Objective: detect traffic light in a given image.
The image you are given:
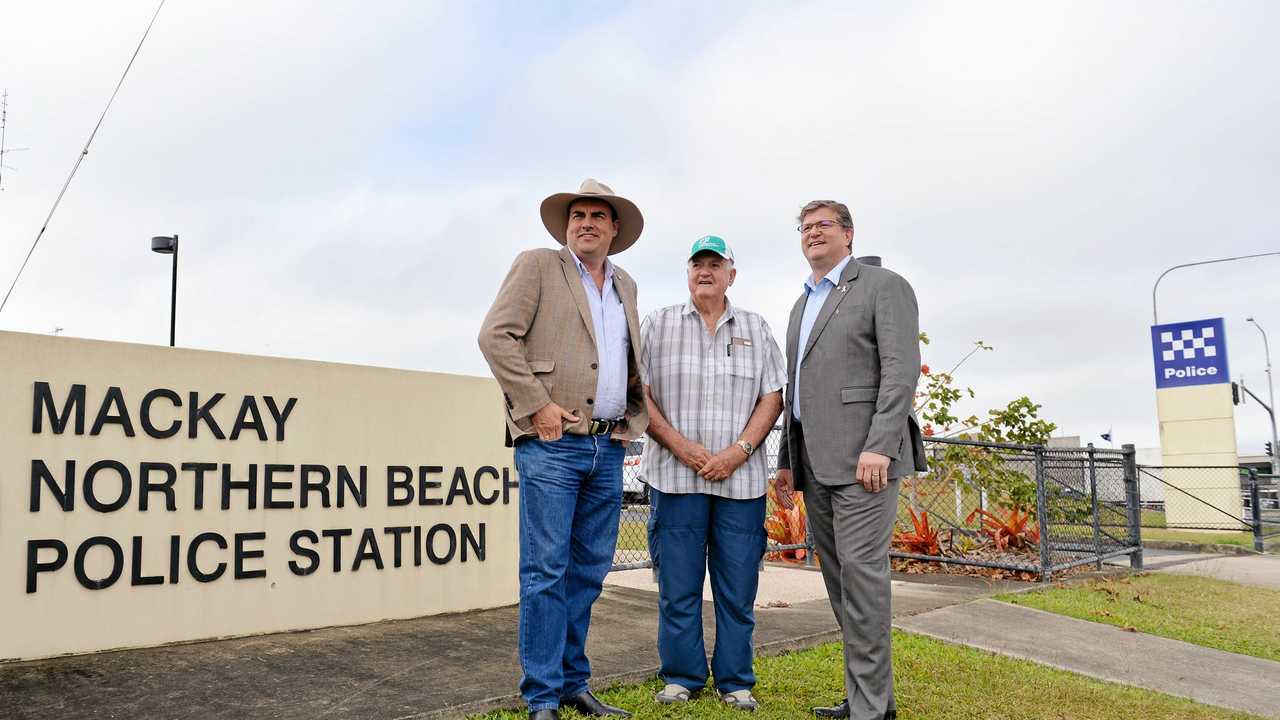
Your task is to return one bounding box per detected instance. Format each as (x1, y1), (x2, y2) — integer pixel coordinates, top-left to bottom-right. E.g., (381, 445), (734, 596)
(1267, 441), (1274, 457)
(1232, 382), (1241, 405)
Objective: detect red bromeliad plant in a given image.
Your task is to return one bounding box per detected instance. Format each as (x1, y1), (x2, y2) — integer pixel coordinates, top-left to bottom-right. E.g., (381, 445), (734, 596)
(764, 478), (809, 563)
(893, 507), (942, 556)
(966, 505), (1041, 551)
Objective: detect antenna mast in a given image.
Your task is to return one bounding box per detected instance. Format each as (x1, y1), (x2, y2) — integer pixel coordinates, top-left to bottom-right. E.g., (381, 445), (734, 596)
(0, 90), (29, 191)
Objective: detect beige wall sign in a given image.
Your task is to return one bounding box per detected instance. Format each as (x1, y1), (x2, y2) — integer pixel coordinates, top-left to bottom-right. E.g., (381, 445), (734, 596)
(0, 331), (519, 661)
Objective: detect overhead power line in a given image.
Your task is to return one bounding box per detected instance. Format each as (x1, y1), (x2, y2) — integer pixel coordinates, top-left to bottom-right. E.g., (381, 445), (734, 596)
(0, 0), (167, 315)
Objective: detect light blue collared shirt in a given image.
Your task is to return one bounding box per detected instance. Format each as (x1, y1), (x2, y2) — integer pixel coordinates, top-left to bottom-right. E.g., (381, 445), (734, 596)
(571, 252), (630, 420)
(792, 254), (853, 421)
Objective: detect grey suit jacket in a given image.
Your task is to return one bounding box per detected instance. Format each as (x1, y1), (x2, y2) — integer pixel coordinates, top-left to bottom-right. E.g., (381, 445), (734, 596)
(478, 246), (649, 446)
(777, 259), (928, 487)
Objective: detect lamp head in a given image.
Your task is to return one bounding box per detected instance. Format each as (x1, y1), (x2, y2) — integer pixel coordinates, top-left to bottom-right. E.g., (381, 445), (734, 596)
(151, 235), (177, 254)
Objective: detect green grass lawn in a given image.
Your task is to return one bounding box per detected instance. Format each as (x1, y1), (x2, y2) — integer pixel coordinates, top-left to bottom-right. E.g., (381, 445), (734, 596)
(471, 632), (1260, 719)
(1140, 526), (1259, 550)
(999, 573), (1280, 662)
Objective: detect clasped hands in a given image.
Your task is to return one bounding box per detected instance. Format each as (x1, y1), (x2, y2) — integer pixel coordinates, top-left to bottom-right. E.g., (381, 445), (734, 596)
(674, 438), (747, 482)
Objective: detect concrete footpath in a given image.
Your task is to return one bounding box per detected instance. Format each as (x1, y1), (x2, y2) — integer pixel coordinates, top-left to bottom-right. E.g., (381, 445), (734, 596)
(896, 550), (1280, 719)
(896, 599), (1280, 719)
(0, 566), (1017, 720)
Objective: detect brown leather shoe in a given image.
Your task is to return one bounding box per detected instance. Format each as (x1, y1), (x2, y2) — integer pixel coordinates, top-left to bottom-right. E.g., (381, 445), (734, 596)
(561, 690), (631, 717)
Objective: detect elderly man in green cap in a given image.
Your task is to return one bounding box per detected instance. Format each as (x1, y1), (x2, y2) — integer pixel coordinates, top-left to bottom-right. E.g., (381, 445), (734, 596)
(639, 235), (786, 711)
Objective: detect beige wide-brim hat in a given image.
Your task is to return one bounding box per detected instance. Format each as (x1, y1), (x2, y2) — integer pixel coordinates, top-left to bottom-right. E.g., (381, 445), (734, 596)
(539, 178), (644, 256)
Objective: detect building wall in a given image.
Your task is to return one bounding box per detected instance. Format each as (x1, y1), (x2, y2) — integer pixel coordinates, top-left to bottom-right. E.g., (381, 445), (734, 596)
(0, 331), (518, 661)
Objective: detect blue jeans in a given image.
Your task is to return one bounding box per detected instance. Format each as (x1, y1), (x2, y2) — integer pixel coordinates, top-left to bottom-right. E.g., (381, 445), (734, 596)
(649, 488), (766, 693)
(513, 433), (625, 711)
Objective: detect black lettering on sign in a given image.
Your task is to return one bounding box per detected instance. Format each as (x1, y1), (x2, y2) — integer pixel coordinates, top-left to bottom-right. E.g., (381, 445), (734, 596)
(32, 382), (86, 434)
(289, 530), (320, 576)
(26, 539), (68, 593)
(230, 396), (267, 441)
(182, 462), (217, 510)
(321, 528), (352, 573)
(74, 536), (124, 590)
(131, 536), (164, 586)
(140, 388), (182, 438)
(474, 466), (500, 505)
(352, 528), (384, 571)
(418, 466), (444, 506)
(300, 465), (331, 508)
(462, 523), (485, 562)
(383, 526), (411, 568)
(188, 392), (226, 439)
(338, 466), (367, 507)
(447, 467), (474, 505)
(504, 467), (518, 505)
(84, 460), (131, 513)
(264, 464), (296, 509)
(425, 524), (456, 565)
(139, 462), (177, 511)
(90, 386), (136, 437)
(263, 396), (297, 441)
(222, 464), (257, 510)
(30, 459), (74, 511)
(234, 532), (267, 580)
(188, 532), (228, 583)
(387, 466), (412, 506)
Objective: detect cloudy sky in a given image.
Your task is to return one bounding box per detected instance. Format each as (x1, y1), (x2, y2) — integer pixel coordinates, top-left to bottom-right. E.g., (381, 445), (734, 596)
(1, 1), (1277, 454)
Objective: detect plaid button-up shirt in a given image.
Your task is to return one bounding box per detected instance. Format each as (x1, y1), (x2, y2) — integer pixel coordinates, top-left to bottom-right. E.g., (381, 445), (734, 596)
(639, 299), (787, 499)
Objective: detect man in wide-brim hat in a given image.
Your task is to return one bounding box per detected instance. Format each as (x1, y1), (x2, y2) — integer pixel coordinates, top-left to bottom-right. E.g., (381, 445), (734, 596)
(479, 179), (650, 720)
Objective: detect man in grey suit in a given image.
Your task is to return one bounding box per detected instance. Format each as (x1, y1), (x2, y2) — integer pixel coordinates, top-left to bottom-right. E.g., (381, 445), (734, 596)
(775, 200), (927, 720)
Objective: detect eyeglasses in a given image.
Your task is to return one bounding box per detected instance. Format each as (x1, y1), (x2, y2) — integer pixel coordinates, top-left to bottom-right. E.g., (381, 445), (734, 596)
(797, 220), (845, 234)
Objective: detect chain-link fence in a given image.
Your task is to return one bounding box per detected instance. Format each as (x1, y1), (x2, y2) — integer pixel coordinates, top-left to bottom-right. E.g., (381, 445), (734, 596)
(896, 438), (1142, 580)
(613, 429), (1145, 580)
(1134, 466), (1280, 552)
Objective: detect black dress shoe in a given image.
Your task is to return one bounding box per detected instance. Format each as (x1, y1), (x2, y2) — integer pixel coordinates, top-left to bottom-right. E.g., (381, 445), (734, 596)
(529, 710), (559, 720)
(561, 690), (632, 717)
(812, 699), (849, 718)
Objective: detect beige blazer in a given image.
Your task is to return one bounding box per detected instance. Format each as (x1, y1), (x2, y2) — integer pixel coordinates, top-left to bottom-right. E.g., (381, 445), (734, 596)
(777, 259), (928, 486)
(478, 246), (649, 446)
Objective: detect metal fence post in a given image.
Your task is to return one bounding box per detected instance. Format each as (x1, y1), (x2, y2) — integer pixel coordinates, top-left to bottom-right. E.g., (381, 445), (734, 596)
(1034, 447), (1051, 583)
(1087, 443), (1102, 569)
(1250, 469), (1265, 552)
(1122, 443), (1143, 571)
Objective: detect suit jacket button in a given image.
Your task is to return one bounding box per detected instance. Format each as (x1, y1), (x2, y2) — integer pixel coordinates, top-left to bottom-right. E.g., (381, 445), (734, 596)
(591, 362), (598, 370)
(586, 398), (594, 405)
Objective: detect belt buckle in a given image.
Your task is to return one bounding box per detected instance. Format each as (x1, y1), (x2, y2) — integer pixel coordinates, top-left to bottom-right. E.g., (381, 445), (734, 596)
(589, 419), (606, 435)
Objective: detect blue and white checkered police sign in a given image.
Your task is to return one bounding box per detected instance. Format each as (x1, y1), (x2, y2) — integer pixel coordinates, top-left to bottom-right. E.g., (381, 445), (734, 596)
(1151, 317), (1229, 389)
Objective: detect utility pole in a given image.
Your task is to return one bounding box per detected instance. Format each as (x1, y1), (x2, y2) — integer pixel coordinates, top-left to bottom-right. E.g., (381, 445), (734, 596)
(1246, 318), (1280, 474)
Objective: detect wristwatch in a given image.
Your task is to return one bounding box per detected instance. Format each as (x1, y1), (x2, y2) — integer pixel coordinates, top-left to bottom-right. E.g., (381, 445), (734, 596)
(736, 439), (754, 457)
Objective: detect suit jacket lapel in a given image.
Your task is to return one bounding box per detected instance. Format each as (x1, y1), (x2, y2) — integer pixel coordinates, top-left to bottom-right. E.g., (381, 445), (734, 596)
(786, 293), (806, 372)
(801, 259), (861, 362)
(559, 246), (599, 351)
(616, 271), (641, 365)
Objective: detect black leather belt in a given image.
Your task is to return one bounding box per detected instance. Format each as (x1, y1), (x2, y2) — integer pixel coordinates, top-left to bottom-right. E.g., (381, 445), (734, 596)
(586, 418), (621, 436)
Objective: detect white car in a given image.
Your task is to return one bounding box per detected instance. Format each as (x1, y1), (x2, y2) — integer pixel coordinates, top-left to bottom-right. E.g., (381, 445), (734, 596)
(622, 438), (649, 503)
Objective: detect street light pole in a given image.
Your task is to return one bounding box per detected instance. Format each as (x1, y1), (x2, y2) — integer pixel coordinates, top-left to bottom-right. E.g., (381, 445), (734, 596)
(1152, 251), (1280, 325)
(1247, 317), (1279, 474)
(151, 234), (178, 347)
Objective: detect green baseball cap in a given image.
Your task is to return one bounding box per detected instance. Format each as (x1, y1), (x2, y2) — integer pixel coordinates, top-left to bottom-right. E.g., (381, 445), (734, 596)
(688, 235), (735, 262)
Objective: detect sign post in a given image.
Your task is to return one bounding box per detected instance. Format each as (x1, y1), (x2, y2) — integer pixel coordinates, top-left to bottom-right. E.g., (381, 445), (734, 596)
(1150, 317), (1242, 530)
